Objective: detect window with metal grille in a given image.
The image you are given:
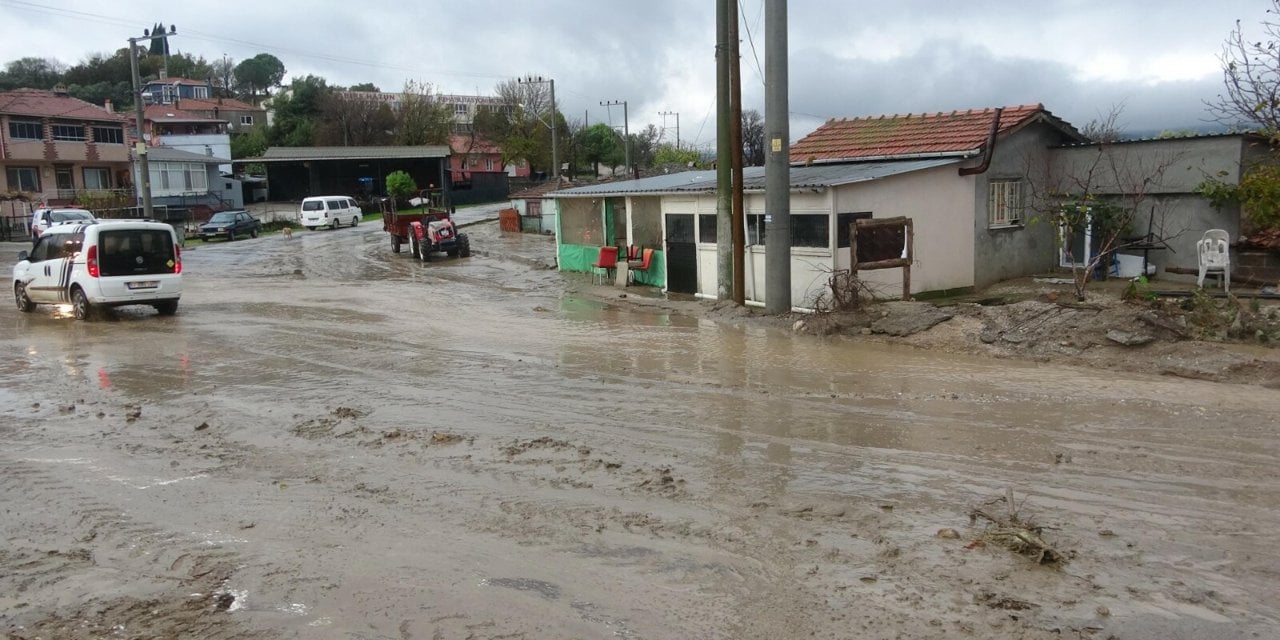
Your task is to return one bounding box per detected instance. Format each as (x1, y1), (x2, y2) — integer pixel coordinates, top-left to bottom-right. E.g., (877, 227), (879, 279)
(240, 115), (254, 125)
(8, 120), (42, 140)
(698, 213), (717, 244)
(52, 124), (84, 141)
(790, 214), (830, 248)
(988, 179), (1024, 227)
(92, 126), (123, 144)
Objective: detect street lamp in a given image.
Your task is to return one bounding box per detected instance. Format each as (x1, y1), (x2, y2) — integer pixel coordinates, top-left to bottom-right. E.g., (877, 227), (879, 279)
(600, 100), (630, 176)
(516, 75), (558, 180)
(129, 24), (176, 219)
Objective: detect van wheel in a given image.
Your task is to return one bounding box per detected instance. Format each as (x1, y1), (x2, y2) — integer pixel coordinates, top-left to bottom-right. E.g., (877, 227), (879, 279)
(351, 216), (359, 227)
(154, 300), (179, 316)
(71, 287), (96, 321)
(330, 218), (338, 230)
(14, 283), (35, 312)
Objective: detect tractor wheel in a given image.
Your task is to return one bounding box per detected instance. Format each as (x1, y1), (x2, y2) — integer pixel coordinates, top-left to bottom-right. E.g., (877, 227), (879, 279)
(392, 237), (402, 253)
(408, 235), (418, 259)
(458, 234), (471, 258)
(419, 239), (432, 262)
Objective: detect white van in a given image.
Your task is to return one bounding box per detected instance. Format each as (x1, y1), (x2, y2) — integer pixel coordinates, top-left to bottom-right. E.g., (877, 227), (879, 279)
(13, 220), (182, 320)
(299, 196), (362, 230)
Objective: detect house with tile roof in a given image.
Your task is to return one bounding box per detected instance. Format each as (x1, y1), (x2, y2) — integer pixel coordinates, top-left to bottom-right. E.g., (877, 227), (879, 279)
(0, 87), (132, 207)
(509, 177), (572, 235)
(789, 104), (1089, 293)
(143, 103), (232, 173)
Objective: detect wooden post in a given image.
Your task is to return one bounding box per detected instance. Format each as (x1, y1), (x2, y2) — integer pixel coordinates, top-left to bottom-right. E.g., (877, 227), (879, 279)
(849, 221), (859, 281)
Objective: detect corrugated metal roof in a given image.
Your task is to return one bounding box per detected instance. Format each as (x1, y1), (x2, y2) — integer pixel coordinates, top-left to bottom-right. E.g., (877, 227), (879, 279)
(1054, 131), (1260, 148)
(549, 159), (960, 197)
(148, 146), (231, 163)
(255, 146), (450, 162)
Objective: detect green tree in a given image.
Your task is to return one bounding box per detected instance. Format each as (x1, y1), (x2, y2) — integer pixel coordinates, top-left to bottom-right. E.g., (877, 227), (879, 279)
(231, 126), (268, 159)
(148, 23), (172, 56)
(165, 53), (214, 84)
(394, 80), (453, 146)
(0, 57), (66, 91)
(349, 82), (380, 92)
(234, 53), (286, 101)
(580, 123), (622, 176)
(654, 143), (700, 168)
(268, 75), (330, 147)
(385, 170), (417, 209)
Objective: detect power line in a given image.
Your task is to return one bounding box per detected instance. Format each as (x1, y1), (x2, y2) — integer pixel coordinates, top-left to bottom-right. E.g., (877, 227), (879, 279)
(739, 0), (765, 86)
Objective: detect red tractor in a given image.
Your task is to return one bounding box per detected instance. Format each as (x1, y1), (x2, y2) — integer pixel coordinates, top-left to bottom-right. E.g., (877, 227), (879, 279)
(406, 211), (470, 261)
(381, 192), (472, 262)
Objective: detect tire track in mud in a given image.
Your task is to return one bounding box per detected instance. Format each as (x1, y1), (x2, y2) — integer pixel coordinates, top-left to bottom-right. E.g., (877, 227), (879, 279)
(0, 457), (264, 640)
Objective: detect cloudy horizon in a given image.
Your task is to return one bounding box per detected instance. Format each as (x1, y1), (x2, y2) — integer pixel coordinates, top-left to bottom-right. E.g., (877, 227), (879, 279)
(0, 0), (1267, 146)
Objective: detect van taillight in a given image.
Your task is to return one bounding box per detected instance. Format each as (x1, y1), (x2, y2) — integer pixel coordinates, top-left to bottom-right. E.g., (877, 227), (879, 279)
(86, 245), (99, 278)
(174, 245), (182, 274)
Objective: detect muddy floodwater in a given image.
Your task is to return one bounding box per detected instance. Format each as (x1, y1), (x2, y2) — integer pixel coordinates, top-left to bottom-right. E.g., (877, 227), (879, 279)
(2, 223), (1278, 640)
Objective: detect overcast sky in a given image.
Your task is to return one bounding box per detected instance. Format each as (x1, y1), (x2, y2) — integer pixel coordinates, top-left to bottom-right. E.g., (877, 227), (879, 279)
(0, 0), (1268, 148)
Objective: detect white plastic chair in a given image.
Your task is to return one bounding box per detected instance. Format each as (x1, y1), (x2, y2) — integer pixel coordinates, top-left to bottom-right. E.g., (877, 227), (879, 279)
(1196, 229), (1231, 292)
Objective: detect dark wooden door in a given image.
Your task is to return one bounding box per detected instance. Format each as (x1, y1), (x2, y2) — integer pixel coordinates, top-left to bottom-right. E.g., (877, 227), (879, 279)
(664, 214), (697, 294)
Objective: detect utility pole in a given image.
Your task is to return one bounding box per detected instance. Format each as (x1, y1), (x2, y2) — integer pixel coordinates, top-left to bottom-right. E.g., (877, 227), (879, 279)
(659, 110), (680, 148)
(764, 0), (791, 314)
(517, 75), (558, 179)
(600, 100), (630, 177)
(729, 1), (745, 305)
(715, 0), (732, 301)
(129, 24), (177, 220)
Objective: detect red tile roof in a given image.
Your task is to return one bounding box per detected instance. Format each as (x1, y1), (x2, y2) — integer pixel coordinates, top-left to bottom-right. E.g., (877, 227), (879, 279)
(0, 88), (124, 122)
(449, 134), (502, 155)
(145, 104), (226, 124)
(789, 104), (1078, 164)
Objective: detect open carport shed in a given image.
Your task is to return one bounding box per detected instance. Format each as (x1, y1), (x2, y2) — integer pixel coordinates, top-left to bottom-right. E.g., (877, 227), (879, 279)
(247, 146), (451, 202)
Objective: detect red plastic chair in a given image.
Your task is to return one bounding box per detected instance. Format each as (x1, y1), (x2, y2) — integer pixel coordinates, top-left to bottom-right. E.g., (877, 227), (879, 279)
(591, 246), (619, 284)
(628, 248), (654, 284)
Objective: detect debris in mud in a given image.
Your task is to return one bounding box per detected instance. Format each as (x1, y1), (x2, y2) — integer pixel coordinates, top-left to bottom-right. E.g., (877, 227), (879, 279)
(125, 404), (142, 422)
(500, 436), (575, 457)
(936, 528), (961, 539)
(636, 466), (686, 496)
(869, 302), (954, 337)
(214, 592), (236, 611)
(977, 591), (1039, 611)
(331, 406), (366, 419)
(195, 421), (210, 431)
(431, 432), (464, 445)
(1106, 329), (1155, 346)
(969, 490), (1067, 566)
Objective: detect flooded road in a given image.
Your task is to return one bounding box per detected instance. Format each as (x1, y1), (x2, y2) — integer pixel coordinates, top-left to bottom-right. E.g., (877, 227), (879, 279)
(2, 223), (1278, 639)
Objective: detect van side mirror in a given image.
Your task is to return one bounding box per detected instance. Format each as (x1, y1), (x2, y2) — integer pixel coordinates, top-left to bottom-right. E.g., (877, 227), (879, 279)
(17, 250), (29, 262)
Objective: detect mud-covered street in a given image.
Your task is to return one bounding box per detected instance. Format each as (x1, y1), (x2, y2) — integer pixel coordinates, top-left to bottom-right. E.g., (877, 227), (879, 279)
(2, 222), (1278, 640)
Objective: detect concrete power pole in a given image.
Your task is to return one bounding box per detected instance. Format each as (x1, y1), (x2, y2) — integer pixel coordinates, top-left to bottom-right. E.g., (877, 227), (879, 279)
(764, 0), (791, 314)
(715, 0), (732, 301)
(729, 2), (745, 305)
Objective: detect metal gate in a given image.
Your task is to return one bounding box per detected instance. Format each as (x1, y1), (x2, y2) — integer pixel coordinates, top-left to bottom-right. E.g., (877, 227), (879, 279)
(664, 213), (697, 294)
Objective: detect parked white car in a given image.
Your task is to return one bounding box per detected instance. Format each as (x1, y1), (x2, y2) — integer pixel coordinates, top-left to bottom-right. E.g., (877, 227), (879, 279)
(299, 196), (362, 230)
(13, 220), (182, 320)
(30, 207), (96, 239)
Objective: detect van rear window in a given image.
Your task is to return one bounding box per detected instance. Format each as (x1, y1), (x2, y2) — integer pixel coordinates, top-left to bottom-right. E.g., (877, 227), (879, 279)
(99, 229), (175, 277)
(303, 201), (324, 211)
